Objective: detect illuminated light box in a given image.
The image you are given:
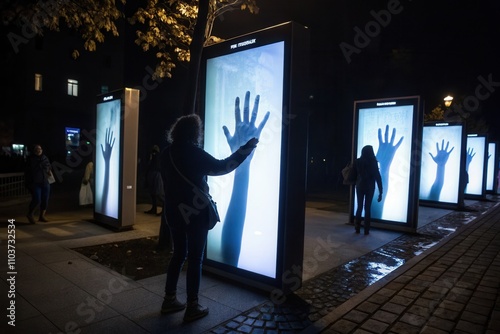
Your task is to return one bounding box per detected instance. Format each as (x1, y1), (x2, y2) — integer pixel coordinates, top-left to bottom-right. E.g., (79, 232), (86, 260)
(351, 96), (422, 232)
(486, 142), (497, 193)
(419, 122), (466, 208)
(464, 134), (487, 198)
(200, 22), (310, 295)
(94, 88), (140, 230)
(65, 127), (80, 147)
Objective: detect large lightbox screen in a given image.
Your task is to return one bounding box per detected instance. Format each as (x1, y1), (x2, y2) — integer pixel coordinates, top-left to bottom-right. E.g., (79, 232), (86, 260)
(95, 99), (121, 219)
(419, 124), (464, 204)
(486, 142), (497, 191)
(203, 41), (284, 279)
(353, 98), (418, 224)
(465, 135), (486, 196)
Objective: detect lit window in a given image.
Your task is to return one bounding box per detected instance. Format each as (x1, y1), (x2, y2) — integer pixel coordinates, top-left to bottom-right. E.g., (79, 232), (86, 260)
(35, 73), (42, 91)
(67, 79), (78, 96)
(101, 85), (109, 94)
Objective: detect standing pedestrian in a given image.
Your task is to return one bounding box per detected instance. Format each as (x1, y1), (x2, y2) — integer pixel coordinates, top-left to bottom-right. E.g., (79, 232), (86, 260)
(25, 144), (53, 223)
(144, 145), (164, 215)
(79, 159), (94, 207)
(354, 145), (383, 235)
(160, 114), (258, 322)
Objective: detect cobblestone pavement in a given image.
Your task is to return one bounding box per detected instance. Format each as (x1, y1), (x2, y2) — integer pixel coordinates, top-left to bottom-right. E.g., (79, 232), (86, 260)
(205, 198), (498, 333)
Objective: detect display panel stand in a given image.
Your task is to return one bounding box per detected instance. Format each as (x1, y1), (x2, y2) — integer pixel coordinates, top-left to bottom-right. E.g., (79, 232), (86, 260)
(94, 88), (140, 230)
(200, 21), (310, 295)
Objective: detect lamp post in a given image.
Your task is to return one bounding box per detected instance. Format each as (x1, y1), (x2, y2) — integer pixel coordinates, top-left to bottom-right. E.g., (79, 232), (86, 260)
(444, 95), (453, 108)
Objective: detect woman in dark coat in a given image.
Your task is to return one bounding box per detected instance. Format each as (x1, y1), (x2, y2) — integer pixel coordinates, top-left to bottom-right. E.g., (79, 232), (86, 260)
(160, 114), (258, 322)
(25, 144), (53, 223)
(355, 145), (383, 235)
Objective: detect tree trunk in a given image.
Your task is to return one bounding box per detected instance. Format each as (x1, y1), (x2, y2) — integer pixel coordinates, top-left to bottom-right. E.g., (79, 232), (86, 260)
(183, 0), (209, 115)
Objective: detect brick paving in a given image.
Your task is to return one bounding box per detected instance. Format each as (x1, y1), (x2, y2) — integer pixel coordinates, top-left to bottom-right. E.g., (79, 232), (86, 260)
(303, 200), (500, 334)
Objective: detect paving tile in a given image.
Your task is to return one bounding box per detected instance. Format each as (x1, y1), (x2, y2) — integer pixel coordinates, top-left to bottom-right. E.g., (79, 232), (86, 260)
(407, 304), (432, 318)
(420, 325), (449, 334)
(360, 319), (389, 333)
(455, 320), (486, 333)
(426, 315), (456, 332)
(330, 319), (357, 333)
(387, 321), (420, 334)
(343, 309), (369, 323)
(460, 310), (489, 324)
(356, 301), (379, 314)
(371, 309), (398, 324)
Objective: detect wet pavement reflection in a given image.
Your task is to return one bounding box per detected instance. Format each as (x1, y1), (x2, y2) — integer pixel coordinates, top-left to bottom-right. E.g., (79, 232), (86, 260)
(207, 198), (498, 333)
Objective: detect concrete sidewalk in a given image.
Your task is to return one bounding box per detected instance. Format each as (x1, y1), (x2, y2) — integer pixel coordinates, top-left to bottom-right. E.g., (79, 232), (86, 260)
(303, 201), (500, 333)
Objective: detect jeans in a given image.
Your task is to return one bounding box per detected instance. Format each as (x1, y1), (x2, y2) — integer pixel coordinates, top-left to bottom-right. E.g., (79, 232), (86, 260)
(29, 183), (50, 213)
(355, 185), (375, 231)
(164, 208), (208, 302)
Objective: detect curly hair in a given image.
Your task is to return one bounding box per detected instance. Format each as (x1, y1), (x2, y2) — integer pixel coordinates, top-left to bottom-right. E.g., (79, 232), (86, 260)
(167, 114), (203, 145)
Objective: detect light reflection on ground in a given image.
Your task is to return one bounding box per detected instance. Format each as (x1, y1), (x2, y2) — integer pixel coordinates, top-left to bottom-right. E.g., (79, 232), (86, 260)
(294, 199), (496, 323)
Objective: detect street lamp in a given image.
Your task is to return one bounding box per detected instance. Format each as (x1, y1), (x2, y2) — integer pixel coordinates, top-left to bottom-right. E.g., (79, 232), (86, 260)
(444, 95), (453, 108)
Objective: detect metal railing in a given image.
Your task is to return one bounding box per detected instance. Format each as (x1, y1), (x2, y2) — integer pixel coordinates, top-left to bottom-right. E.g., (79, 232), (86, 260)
(0, 172), (30, 198)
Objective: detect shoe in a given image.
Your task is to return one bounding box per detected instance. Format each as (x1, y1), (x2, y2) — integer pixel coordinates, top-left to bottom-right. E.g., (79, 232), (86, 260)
(38, 210), (49, 222)
(183, 302), (209, 322)
(161, 297), (186, 314)
(26, 214), (36, 224)
(355, 228), (360, 234)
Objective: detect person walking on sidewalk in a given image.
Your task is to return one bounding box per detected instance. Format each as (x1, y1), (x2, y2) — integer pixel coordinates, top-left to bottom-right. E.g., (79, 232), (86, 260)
(355, 145), (383, 235)
(25, 144), (53, 223)
(144, 144), (164, 215)
(160, 114), (258, 322)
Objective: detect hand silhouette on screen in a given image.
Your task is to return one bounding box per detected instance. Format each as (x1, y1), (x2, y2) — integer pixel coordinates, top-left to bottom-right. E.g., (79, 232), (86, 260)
(428, 140), (454, 201)
(221, 91), (270, 267)
(100, 127), (115, 214)
(372, 125), (404, 219)
(465, 147), (475, 172)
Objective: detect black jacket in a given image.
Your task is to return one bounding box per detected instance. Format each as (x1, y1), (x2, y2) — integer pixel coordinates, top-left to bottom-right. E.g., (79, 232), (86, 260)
(355, 156), (382, 193)
(161, 141), (251, 211)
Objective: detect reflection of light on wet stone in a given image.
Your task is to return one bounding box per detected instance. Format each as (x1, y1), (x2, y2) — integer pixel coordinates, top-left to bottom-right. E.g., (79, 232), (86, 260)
(437, 226), (457, 233)
(414, 241), (439, 256)
(366, 259), (404, 284)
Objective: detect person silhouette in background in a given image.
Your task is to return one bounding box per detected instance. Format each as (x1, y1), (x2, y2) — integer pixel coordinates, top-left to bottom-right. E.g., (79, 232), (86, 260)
(100, 127), (115, 215)
(355, 145), (383, 235)
(25, 144), (53, 223)
(79, 158), (94, 207)
(428, 140), (454, 201)
(160, 114), (258, 322)
(220, 91), (270, 267)
(371, 125), (403, 219)
(144, 145), (164, 215)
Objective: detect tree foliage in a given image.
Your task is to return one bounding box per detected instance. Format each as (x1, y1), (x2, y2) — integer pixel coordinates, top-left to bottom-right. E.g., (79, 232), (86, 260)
(1, 0), (259, 78)
(130, 0), (259, 79)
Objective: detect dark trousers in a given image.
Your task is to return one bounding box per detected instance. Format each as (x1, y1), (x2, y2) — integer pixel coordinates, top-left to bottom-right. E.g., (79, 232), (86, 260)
(164, 214), (208, 302)
(355, 185), (375, 232)
(29, 183), (50, 213)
